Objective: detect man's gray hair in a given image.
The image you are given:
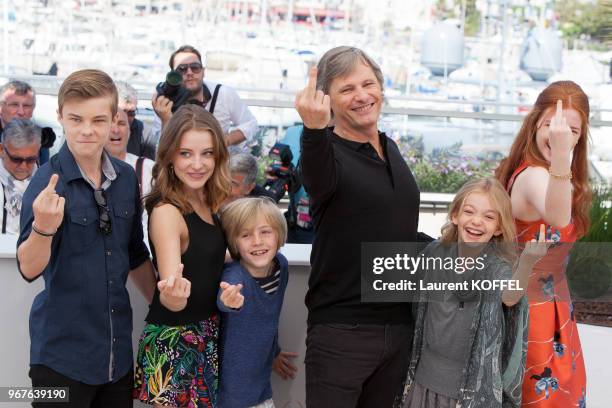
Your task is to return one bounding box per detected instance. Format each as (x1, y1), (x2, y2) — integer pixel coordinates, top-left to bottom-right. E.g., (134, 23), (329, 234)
(316, 46), (384, 94)
(229, 153), (258, 185)
(0, 80), (36, 104)
(2, 119), (42, 148)
(114, 80), (138, 106)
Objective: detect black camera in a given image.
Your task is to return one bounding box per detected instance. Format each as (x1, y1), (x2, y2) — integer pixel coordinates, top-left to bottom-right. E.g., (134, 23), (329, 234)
(263, 143), (297, 202)
(156, 71), (193, 112)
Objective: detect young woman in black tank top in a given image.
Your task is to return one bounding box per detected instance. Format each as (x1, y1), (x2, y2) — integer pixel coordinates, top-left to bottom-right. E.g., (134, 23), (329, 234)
(134, 105), (232, 408)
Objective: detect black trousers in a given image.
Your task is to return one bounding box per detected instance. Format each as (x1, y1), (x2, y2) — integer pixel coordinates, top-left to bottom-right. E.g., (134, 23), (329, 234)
(29, 365), (133, 408)
(305, 323), (413, 408)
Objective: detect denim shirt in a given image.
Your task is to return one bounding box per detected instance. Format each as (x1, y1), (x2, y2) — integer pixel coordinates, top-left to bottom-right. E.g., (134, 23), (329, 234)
(17, 143), (150, 385)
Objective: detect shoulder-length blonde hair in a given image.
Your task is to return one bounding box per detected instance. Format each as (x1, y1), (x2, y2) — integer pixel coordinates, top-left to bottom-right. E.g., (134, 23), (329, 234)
(145, 105), (231, 215)
(441, 178), (517, 262)
(495, 81), (591, 237)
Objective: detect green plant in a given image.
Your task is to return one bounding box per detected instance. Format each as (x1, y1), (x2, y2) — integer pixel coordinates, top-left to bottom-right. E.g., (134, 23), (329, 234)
(397, 137), (497, 193)
(578, 185), (612, 242)
(255, 155), (274, 186)
(567, 185), (612, 299)
(557, 0), (611, 46)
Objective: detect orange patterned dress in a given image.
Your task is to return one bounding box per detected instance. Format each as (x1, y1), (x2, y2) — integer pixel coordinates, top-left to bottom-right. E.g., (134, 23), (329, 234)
(507, 163), (587, 407)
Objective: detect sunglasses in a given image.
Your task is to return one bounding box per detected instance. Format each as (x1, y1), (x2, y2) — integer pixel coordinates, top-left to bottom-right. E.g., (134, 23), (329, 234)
(93, 188), (112, 235)
(124, 109), (137, 118)
(2, 145), (38, 165)
(175, 62), (203, 75)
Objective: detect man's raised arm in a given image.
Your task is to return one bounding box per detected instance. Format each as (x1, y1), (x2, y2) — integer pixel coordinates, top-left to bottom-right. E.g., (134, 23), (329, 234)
(295, 67), (336, 202)
(18, 174), (65, 281)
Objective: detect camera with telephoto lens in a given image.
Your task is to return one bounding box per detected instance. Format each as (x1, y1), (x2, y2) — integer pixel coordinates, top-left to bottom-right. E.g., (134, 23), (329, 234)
(263, 143), (297, 203)
(156, 71), (193, 112)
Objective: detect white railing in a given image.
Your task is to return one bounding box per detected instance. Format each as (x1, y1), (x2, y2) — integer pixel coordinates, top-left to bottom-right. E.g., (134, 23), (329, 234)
(3, 74), (612, 126)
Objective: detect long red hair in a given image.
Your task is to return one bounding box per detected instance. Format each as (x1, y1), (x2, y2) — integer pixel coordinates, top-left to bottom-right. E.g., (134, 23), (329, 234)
(495, 81), (591, 238)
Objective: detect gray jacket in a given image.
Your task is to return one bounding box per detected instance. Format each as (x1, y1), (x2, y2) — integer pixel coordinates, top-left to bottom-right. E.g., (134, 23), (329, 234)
(398, 241), (529, 408)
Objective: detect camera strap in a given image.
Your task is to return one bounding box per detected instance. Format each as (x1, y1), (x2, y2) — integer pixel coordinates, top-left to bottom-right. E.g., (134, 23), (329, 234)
(209, 84), (221, 114)
(1, 187), (6, 234)
(135, 156), (145, 197)
(202, 83), (222, 115)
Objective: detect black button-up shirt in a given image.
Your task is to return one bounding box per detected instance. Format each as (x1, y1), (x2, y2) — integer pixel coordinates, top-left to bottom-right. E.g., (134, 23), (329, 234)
(18, 143), (150, 385)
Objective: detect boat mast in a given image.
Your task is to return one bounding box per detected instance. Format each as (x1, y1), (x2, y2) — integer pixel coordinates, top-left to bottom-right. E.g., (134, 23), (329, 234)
(2, 0), (8, 75)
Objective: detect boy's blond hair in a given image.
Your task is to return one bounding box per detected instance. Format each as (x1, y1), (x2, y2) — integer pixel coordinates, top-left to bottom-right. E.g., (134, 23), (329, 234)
(58, 69), (118, 116)
(220, 197), (288, 260)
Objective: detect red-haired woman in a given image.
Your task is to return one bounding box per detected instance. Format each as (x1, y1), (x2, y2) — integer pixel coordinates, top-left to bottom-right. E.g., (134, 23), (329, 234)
(496, 81), (590, 407)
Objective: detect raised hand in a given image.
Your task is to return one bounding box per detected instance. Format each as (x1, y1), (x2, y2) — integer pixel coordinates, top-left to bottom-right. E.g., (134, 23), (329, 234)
(548, 100), (575, 156)
(219, 281), (244, 309)
(158, 264), (191, 311)
(272, 350), (298, 380)
(294, 67), (331, 129)
(152, 92), (173, 125)
(32, 174), (65, 234)
(522, 224), (550, 263)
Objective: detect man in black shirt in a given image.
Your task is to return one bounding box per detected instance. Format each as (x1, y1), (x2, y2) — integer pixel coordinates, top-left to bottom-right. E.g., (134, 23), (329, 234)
(295, 46), (420, 407)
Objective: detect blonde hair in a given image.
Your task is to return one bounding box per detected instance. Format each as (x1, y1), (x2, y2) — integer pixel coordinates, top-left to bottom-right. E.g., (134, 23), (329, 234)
(220, 197), (288, 260)
(58, 69), (118, 116)
(441, 178), (517, 262)
(145, 105), (231, 215)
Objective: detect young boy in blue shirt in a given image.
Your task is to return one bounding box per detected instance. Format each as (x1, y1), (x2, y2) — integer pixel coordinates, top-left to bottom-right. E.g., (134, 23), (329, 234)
(217, 197), (294, 408)
(17, 69), (157, 407)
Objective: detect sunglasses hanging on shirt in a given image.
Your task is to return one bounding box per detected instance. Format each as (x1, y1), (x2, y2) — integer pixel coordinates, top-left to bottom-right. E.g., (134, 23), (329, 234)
(93, 188), (112, 235)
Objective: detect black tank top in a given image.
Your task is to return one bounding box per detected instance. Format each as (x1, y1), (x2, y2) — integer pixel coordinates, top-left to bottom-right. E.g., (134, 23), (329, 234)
(146, 211), (227, 326)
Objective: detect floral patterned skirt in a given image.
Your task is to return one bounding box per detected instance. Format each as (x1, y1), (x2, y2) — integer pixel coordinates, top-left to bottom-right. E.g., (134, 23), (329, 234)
(134, 315), (219, 407)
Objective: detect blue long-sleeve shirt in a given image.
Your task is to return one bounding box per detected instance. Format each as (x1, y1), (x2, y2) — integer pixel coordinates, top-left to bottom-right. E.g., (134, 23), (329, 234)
(217, 253), (288, 407)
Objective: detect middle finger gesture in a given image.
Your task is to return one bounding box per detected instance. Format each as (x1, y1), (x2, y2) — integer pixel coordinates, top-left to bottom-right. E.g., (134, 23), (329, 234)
(294, 67), (331, 129)
(522, 224), (551, 263)
(158, 264), (191, 311)
(548, 99), (574, 156)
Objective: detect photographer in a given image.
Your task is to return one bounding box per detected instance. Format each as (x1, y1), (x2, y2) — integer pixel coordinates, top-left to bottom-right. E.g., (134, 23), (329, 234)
(227, 152), (276, 203)
(278, 126), (314, 244)
(262, 142), (300, 202)
(262, 140), (314, 243)
(152, 45), (258, 147)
